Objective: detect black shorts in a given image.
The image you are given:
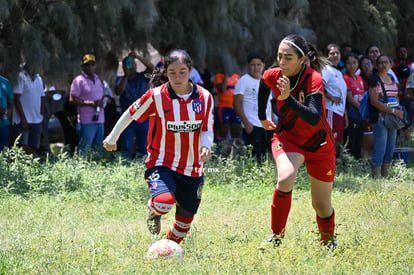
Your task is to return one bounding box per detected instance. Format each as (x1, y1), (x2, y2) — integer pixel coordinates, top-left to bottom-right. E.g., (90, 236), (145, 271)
(145, 166), (204, 215)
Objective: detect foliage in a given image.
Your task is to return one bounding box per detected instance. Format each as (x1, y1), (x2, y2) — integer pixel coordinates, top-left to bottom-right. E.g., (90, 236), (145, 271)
(0, 147), (413, 273)
(0, 0), (412, 85)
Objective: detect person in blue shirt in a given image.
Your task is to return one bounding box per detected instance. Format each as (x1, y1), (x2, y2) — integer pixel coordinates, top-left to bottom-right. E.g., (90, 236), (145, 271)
(0, 56), (14, 151)
(115, 52), (154, 159)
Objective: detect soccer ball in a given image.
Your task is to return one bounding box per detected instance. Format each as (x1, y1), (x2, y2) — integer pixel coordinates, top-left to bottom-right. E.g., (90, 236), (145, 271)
(147, 239), (184, 261)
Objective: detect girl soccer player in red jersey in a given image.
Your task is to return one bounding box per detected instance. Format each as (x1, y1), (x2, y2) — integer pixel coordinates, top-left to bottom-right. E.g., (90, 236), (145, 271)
(103, 49), (214, 244)
(258, 34), (337, 250)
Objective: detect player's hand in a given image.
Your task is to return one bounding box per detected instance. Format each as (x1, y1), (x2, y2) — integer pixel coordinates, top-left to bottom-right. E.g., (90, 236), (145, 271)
(103, 140), (117, 151)
(260, 119), (276, 131)
(199, 146), (211, 162)
(276, 75), (291, 100)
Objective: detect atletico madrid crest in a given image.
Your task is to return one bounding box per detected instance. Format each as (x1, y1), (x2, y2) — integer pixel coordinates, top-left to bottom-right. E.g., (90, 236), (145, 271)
(192, 100), (203, 114)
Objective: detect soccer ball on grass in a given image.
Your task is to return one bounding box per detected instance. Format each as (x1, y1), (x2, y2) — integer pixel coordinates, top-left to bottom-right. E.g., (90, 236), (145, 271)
(147, 239), (184, 261)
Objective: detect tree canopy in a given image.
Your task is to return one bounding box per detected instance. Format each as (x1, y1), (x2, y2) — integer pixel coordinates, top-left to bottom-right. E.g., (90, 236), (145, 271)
(0, 0), (413, 87)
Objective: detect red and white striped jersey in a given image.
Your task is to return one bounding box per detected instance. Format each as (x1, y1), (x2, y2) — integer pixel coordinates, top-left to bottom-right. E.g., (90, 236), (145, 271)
(129, 82), (214, 177)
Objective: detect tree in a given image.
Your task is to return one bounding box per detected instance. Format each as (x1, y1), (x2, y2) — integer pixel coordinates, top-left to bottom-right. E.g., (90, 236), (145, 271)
(0, 0), (413, 88)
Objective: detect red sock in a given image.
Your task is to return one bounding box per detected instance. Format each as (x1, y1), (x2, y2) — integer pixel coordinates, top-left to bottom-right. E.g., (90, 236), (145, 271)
(166, 215), (194, 244)
(316, 210), (335, 245)
(148, 193), (175, 216)
(271, 189), (292, 237)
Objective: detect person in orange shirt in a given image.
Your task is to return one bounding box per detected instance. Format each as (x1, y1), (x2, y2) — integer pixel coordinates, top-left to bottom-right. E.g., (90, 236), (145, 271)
(213, 73), (241, 145)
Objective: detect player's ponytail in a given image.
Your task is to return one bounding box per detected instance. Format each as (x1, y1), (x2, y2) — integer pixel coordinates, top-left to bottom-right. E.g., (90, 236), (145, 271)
(281, 34), (329, 74)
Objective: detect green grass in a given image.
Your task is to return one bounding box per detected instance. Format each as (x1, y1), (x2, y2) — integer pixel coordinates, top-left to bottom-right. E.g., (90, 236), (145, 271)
(0, 147), (413, 274)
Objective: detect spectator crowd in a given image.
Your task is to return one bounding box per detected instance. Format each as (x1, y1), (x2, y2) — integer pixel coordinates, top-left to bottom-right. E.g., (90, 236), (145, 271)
(1, 42), (414, 178)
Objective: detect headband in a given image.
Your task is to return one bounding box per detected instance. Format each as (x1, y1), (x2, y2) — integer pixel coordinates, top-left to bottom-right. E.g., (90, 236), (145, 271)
(281, 39), (305, 57)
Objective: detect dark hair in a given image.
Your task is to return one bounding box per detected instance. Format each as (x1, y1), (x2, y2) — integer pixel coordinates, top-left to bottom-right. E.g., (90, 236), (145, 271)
(340, 42), (352, 50)
(325, 43), (340, 55)
(281, 34), (329, 73)
(376, 54), (390, 66)
(365, 45), (381, 55)
(395, 44), (407, 53)
(247, 52), (264, 63)
(164, 49), (192, 70)
(358, 55), (373, 68)
(344, 52), (359, 64)
(148, 49), (192, 88)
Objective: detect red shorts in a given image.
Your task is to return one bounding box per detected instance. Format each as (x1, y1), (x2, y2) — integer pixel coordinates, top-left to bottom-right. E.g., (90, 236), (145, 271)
(271, 136), (336, 182)
(327, 111), (345, 144)
(363, 120), (373, 134)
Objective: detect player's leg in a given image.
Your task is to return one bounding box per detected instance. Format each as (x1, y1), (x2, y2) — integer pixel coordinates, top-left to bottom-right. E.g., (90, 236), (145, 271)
(306, 148), (336, 247)
(166, 173), (203, 244)
(310, 176), (335, 246)
(260, 138), (304, 249)
(145, 166), (176, 235)
(272, 151), (304, 237)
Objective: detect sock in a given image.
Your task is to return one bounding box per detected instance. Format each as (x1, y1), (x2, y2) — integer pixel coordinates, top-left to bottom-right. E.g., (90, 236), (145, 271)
(316, 209), (335, 245)
(166, 215), (194, 244)
(271, 188), (292, 237)
(148, 193), (175, 216)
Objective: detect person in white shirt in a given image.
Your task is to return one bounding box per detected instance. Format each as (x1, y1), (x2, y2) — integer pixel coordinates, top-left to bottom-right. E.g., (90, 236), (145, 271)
(12, 63), (45, 154)
(322, 44), (348, 157)
(234, 53), (275, 162)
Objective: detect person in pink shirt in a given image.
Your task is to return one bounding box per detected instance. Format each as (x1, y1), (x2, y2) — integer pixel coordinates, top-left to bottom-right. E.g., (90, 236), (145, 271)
(70, 54), (105, 153)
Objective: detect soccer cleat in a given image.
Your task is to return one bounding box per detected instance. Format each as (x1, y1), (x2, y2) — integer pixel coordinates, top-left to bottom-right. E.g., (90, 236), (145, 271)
(326, 240), (338, 252)
(258, 233), (282, 251)
(146, 212), (161, 235)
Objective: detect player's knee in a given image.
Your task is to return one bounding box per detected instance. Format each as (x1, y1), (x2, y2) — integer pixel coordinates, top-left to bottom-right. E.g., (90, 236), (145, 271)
(149, 193), (175, 215)
(312, 201), (332, 218)
(277, 174), (296, 192)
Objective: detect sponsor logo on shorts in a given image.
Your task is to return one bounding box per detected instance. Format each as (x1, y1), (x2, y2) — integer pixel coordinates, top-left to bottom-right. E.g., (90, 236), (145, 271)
(326, 170), (332, 176)
(167, 120), (202, 133)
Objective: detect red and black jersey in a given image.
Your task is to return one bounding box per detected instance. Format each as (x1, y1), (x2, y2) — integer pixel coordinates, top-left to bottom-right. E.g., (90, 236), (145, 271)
(129, 82), (214, 177)
(262, 66), (335, 152)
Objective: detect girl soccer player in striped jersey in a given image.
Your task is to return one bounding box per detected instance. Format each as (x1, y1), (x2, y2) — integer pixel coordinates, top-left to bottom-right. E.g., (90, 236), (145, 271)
(258, 34), (337, 250)
(104, 49), (214, 244)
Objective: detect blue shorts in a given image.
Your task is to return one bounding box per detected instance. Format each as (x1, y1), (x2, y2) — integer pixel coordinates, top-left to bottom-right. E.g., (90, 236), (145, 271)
(217, 107), (241, 124)
(145, 166), (203, 215)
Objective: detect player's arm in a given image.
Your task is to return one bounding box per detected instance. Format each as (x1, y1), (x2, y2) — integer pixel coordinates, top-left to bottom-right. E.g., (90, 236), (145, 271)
(283, 92), (323, 126)
(104, 91), (153, 150)
(200, 93), (214, 162)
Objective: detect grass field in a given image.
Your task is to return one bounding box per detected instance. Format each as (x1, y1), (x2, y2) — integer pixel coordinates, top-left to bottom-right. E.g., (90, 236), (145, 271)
(0, 147), (413, 274)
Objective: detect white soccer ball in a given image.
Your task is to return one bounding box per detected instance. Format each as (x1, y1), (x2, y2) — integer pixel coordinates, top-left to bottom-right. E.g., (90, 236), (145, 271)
(147, 239), (184, 261)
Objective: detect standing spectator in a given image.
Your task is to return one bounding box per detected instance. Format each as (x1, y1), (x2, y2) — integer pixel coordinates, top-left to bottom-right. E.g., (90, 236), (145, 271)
(69, 54), (105, 154)
(0, 56), (14, 151)
(103, 49), (214, 244)
(233, 52), (273, 162)
(258, 34), (336, 250)
(366, 45), (399, 83)
(392, 45), (413, 76)
(322, 44), (348, 158)
(12, 63), (45, 154)
(369, 55), (403, 178)
(337, 42), (352, 73)
(406, 70), (414, 102)
(392, 45), (413, 125)
(196, 66), (214, 93)
(359, 55), (374, 160)
(115, 52), (154, 159)
(343, 53), (365, 159)
(213, 72), (241, 145)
